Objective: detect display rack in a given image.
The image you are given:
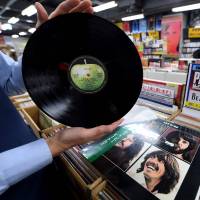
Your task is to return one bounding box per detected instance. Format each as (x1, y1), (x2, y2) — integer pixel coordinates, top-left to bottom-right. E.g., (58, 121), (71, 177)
(172, 63), (200, 130)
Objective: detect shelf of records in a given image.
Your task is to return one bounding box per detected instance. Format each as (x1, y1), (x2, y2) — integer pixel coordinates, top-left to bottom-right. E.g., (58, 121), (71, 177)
(135, 34), (200, 71)
(10, 63), (200, 200)
(136, 78), (186, 118)
(140, 63), (200, 129)
(172, 63), (200, 131)
(142, 56), (200, 73)
(181, 27), (200, 58)
(143, 69), (187, 84)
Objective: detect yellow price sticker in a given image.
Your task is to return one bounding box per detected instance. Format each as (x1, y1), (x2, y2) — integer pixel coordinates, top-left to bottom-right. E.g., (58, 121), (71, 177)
(188, 28), (200, 38)
(185, 101), (200, 110)
(148, 31), (159, 40)
(133, 33), (141, 40)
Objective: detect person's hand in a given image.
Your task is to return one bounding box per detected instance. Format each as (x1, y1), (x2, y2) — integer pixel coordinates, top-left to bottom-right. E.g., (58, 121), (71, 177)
(46, 119), (123, 157)
(35, 0), (93, 28)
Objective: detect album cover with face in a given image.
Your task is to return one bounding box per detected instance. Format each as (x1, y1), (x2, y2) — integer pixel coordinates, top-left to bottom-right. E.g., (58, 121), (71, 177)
(130, 118), (169, 144)
(113, 118), (168, 147)
(104, 134), (151, 171)
(156, 126), (200, 163)
(126, 146), (190, 200)
(100, 118), (168, 171)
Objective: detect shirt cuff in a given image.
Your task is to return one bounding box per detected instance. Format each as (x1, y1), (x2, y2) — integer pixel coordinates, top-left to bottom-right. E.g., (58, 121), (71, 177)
(0, 139), (52, 191)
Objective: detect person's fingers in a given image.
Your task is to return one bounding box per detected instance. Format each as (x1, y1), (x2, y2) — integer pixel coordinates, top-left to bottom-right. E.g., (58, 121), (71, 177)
(49, 0), (80, 19)
(102, 118), (124, 133)
(35, 2), (48, 28)
(69, 0), (92, 13)
(86, 118), (124, 140)
(83, 6), (94, 14)
(112, 118), (124, 126)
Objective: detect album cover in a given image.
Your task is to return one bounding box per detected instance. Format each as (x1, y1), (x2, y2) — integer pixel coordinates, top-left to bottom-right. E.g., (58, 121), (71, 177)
(141, 118), (169, 136)
(104, 135), (151, 171)
(93, 121), (168, 175)
(121, 118), (169, 147)
(156, 16), (162, 31)
(92, 118), (168, 174)
(81, 126), (132, 162)
(105, 165), (158, 200)
(131, 20), (139, 33)
(126, 146), (190, 200)
(161, 14), (183, 55)
(156, 126), (200, 163)
(184, 64), (200, 111)
(189, 10), (200, 27)
(141, 32), (147, 42)
(81, 105), (170, 165)
(80, 105), (159, 161)
(147, 16), (156, 31)
(139, 19), (147, 33)
(122, 22), (131, 33)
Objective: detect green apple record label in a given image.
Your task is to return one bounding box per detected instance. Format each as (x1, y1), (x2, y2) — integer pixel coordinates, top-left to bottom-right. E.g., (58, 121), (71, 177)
(69, 56), (107, 93)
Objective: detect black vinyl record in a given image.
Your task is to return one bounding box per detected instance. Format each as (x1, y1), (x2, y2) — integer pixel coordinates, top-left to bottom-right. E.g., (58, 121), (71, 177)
(22, 13), (143, 128)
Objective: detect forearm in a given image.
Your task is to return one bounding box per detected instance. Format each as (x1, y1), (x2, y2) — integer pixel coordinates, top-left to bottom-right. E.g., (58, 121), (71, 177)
(0, 139), (52, 195)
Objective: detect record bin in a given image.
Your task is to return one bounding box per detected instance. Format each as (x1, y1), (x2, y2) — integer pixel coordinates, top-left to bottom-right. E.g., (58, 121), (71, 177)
(42, 128), (108, 200)
(42, 127), (128, 200)
(20, 105), (63, 137)
(9, 93), (34, 109)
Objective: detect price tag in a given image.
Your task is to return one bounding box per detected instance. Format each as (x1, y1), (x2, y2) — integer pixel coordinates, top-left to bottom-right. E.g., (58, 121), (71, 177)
(188, 28), (200, 38)
(148, 31), (159, 40)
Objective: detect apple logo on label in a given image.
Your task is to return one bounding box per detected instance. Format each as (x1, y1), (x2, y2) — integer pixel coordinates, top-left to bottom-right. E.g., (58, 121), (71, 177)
(69, 57), (107, 93)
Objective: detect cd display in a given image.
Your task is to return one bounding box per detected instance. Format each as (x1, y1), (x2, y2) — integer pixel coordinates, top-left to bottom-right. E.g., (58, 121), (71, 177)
(22, 13), (143, 128)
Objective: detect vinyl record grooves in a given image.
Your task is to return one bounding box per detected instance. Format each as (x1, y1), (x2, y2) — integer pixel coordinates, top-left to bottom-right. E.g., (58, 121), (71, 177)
(22, 13), (143, 128)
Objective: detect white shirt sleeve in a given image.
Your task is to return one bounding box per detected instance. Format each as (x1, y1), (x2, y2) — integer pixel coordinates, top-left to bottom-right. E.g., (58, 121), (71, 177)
(0, 139), (53, 195)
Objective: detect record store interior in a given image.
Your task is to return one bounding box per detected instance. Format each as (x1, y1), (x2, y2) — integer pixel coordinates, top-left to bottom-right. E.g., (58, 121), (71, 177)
(1, 0), (200, 200)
